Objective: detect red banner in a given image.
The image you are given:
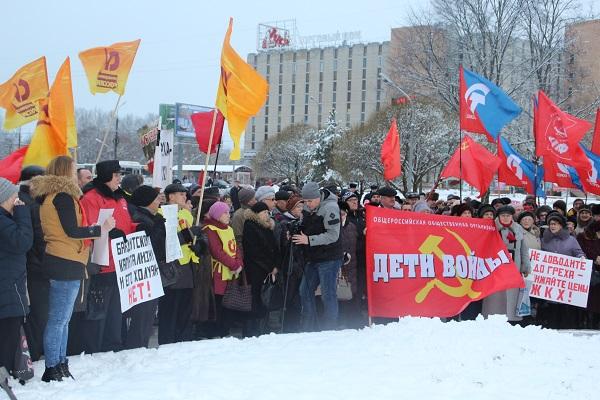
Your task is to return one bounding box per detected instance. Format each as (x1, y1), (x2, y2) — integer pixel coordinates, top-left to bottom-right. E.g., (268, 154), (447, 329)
(366, 207), (524, 318)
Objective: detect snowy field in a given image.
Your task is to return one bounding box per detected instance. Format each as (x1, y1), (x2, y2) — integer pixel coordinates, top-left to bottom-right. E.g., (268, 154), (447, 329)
(12, 317), (600, 400)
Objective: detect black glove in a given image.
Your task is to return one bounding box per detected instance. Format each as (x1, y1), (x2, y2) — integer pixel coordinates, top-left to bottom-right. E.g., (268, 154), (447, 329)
(108, 228), (127, 242)
(178, 228), (193, 245)
(189, 225), (203, 237)
(191, 234), (208, 258)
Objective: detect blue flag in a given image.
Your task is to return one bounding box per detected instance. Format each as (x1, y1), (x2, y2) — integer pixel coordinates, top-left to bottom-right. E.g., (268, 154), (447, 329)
(461, 68), (522, 141)
(498, 137), (545, 197)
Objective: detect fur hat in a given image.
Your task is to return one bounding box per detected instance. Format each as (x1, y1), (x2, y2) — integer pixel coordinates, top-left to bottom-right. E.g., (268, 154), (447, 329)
(96, 160), (122, 183)
(132, 185), (159, 207)
(251, 201), (269, 214)
(517, 211), (535, 224)
(451, 203), (473, 217)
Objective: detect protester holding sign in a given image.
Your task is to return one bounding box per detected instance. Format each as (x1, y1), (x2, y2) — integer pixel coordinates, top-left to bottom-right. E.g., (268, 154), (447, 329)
(126, 185), (165, 349)
(482, 206), (530, 322)
(157, 183), (201, 344)
(541, 212), (585, 329)
(30, 156), (115, 382)
(80, 160), (137, 354)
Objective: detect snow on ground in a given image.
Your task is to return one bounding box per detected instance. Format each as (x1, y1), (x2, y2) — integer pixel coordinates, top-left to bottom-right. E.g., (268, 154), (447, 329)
(12, 317), (600, 400)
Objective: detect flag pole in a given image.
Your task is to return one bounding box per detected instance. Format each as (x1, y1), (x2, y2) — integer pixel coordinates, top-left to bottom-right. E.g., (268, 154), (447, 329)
(212, 142), (222, 179)
(459, 128), (463, 202)
(194, 110), (219, 228)
(94, 95), (122, 169)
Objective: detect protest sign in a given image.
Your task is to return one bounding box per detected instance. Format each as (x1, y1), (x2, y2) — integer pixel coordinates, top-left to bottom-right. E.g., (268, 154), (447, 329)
(152, 121), (174, 190)
(366, 207), (524, 318)
(528, 248), (592, 307)
(111, 231), (164, 312)
(161, 204), (183, 263)
(91, 208), (114, 265)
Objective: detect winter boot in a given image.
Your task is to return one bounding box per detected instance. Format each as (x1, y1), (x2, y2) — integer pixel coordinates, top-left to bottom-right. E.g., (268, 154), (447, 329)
(41, 366), (63, 383)
(59, 360), (74, 380)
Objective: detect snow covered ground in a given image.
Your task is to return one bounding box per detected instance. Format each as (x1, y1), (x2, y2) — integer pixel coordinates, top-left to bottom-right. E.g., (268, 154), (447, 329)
(11, 317), (600, 400)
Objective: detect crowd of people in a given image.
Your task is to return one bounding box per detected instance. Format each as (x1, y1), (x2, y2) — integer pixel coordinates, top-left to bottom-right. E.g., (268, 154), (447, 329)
(1, 160), (600, 387)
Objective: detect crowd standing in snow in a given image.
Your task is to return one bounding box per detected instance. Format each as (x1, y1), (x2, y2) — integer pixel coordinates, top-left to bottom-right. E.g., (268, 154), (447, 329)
(1, 158), (600, 386)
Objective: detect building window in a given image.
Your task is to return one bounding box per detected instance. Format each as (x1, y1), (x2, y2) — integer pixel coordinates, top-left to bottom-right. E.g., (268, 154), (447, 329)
(378, 44), (382, 55)
(265, 106), (269, 115)
(306, 62), (310, 72)
(264, 133), (268, 141)
(361, 112), (365, 122)
(291, 94), (295, 104)
(363, 46), (367, 56)
(267, 54), (271, 63)
(376, 90), (381, 101)
(348, 81), (352, 91)
(292, 84), (296, 94)
(291, 105), (295, 114)
(251, 142), (255, 150)
(346, 101), (351, 110)
(305, 83), (309, 93)
(305, 104), (309, 114)
(348, 47), (352, 58)
(361, 91), (366, 101)
(305, 73), (309, 82)
(319, 82), (323, 92)
(361, 102), (366, 112)
(319, 72), (323, 81)
(376, 103), (380, 112)
(304, 115), (309, 123)
(320, 49), (324, 60)
(265, 116), (269, 125)
(333, 82), (337, 91)
(332, 102), (336, 110)
(278, 95), (282, 105)
(348, 59), (352, 69)
(266, 65), (270, 75)
(279, 64), (283, 74)
(363, 58), (367, 68)
(378, 56), (383, 67)
(333, 92), (337, 102)
(334, 48), (338, 58)
(333, 59), (337, 70)
(293, 53), (297, 62)
(320, 61), (324, 72)
(347, 70), (351, 80)
(305, 94), (309, 103)
(278, 85), (283, 95)
(318, 115), (322, 126)
(362, 69), (366, 79)
(362, 81), (366, 91)
(291, 115), (295, 123)
(377, 79), (382, 90)
(277, 125), (280, 132)
(264, 124), (268, 133)
(333, 71), (337, 80)
(307, 52), (310, 62)
(293, 62), (297, 73)
(292, 73), (296, 83)
(278, 105), (282, 113)
(251, 125), (255, 133)
(279, 53), (283, 63)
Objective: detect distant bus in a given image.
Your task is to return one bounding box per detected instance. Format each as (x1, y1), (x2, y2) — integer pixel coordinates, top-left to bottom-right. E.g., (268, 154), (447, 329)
(77, 161), (148, 176)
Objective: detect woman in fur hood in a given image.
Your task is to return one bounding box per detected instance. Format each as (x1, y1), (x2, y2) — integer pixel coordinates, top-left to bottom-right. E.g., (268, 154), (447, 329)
(30, 156), (115, 383)
(242, 201), (281, 336)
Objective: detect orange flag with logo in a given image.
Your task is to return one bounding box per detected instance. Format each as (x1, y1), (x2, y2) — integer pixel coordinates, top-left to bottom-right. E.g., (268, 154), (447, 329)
(215, 18), (268, 160)
(79, 39), (140, 96)
(23, 58), (75, 167)
(0, 57), (49, 130)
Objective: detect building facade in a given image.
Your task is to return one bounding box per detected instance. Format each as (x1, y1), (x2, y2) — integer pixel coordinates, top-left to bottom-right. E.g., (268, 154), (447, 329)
(244, 41), (390, 163)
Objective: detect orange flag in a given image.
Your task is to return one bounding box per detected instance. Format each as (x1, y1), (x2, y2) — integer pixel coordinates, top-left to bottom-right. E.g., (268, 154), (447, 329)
(0, 57), (49, 130)
(381, 118), (401, 181)
(23, 58), (75, 167)
(215, 18), (268, 160)
(79, 39), (140, 96)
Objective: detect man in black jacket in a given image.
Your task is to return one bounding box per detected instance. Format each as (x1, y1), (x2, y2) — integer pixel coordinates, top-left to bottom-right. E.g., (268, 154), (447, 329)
(292, 182), (343, 331)
(18, 166), (47, 361)
(126, 185), (166, 349)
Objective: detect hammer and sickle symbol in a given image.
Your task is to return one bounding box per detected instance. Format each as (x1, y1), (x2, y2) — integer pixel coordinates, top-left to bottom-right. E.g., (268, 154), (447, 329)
(414, 228), (481, 303)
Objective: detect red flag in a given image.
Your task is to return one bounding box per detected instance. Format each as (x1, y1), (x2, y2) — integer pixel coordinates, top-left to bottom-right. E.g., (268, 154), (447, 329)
(191, 109), (225, 155)
(440, 135), (501, 198)
(366, 207), (524, 318)
(0, 146), (29, 183)
(591, 108), (600, 155)
(543, 155), (578, 189)
(497, 138), (523, 188)
(534, 90), (591, 168)
(459, 65), (487, 136)
(381, 118), (401, 181)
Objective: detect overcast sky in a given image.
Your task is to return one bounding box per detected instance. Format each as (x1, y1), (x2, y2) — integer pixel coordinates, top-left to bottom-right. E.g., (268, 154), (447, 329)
(1, 0), (597, 138)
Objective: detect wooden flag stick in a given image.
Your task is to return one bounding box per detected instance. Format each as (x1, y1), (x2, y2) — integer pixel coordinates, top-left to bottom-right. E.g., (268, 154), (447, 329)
(194, 109), (219, 227)
(94, 95), (122, 168)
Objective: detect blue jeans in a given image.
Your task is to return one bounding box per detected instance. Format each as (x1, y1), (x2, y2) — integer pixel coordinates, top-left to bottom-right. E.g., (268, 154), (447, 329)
(300, 259), (342, 331)
(44, 279), (80, 367)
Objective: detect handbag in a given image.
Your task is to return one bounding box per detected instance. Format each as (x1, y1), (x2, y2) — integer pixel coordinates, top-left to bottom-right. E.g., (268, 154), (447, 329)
(337, 271), (353, 301)
(13, 326), (34, 383)
(222, 271), (252, 312)
(261, 273), (284, 311)
(159, 261), (181, 287)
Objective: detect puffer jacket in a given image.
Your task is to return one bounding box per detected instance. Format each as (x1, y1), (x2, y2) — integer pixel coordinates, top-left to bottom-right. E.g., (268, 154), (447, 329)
(541, 228), (585, 257)
(0, 206), (33, 319)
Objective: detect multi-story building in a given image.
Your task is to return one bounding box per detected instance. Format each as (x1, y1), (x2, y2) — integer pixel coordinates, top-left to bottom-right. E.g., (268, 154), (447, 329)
(244, 41), (390, 164)
(565, 19), (600, 113)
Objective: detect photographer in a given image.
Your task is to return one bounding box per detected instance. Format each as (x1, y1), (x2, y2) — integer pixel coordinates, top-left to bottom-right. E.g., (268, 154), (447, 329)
(292, 182), (343, 331)
(274, 195), (305, 332)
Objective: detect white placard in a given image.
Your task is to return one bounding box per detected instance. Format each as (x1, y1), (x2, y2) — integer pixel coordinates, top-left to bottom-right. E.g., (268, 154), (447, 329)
(161, 204), (183, 263)
(152, 128), (174, 189)
(91, 208), (114, 266)
(111, 231), (164, 312)
(528, 248), (593, 308)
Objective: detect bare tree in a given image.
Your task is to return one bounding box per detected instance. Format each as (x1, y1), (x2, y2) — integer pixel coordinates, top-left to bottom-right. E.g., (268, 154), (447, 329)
(252, 123), (315, 185)
(333, 101), (457, 193)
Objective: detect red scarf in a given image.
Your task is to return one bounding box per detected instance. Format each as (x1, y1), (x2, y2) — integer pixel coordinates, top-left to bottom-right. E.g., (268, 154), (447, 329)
(500, 220), (516, 242)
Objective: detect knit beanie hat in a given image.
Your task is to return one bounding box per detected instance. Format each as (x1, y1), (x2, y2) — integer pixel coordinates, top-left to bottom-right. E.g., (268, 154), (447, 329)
(208, 201), (230, 221)
(301, 182), (320, 200)
(132, 185), (160, 207)
(275, 190), (291, 201)
(238, 187), (256, 205)
(255, 186), (276, 202)
(286, 195), (303, 211)
(547, 211), (566, 227)
(0, 177), (18, 205)
(342, 191), (358, 202)
(251, 201), (270, 214)
(19, 165), (45, 182)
